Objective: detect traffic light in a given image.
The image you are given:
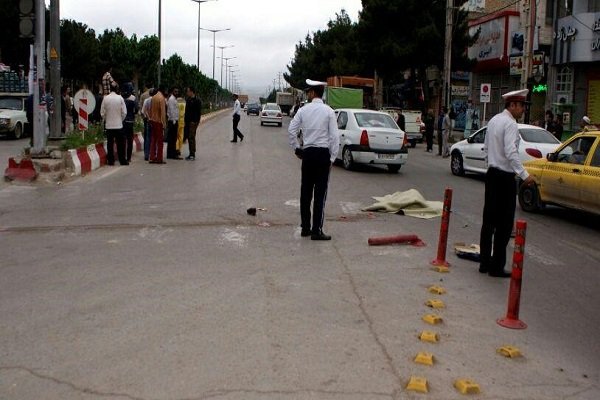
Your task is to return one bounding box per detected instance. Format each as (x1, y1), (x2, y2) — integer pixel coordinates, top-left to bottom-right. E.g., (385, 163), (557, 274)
(19, 0), (35, 38)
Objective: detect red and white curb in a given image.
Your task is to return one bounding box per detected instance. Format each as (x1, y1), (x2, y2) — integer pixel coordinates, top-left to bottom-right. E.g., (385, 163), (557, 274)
(68, 132), (143, 176)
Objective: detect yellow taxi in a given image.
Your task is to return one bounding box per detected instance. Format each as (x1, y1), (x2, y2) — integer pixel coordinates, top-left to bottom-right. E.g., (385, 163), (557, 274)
(519, 131), (600, 215)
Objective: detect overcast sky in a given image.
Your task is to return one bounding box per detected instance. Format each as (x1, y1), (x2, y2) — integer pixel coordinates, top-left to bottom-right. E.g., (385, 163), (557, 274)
(58, 0), (363, 99)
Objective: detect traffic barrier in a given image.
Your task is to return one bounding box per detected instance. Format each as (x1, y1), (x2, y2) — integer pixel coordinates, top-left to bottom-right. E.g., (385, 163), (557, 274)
(4, 157), (37, 181)
(78, 98), (88, 130)
(497, 220), (528, 329)
(431, 187), (453, 267)
(367, 234), (425, 247)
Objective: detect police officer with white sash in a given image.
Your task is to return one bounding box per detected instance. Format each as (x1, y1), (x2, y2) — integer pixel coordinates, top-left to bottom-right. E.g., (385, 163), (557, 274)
(288, 79), (339, 240)
(479, 89), (534, 277)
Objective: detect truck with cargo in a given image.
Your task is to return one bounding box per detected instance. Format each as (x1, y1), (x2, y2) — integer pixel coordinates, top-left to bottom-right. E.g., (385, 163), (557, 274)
(324, 86), (363, 109)
(276, 92), (295, 115)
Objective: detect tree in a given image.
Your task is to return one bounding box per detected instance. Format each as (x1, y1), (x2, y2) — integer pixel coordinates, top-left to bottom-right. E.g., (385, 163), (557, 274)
(284, 10), (366, 88)
(60, 20), (100, 85)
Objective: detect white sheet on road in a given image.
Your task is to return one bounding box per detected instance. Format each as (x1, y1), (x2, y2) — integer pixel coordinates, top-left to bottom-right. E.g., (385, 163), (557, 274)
(362, 188), (443, 219)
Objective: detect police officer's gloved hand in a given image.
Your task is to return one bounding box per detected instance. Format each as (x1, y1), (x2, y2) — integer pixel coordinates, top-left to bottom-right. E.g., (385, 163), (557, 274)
(295, 148), (303, 159)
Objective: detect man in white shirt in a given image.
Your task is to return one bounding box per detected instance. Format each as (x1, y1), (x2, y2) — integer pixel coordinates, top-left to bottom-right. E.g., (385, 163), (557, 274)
(288, 79), (339, 240)
(231, 94), (244, 142)
(166, 87), (182, 159)
(100, 85), (127, 165)
(479, 89), (534, 278)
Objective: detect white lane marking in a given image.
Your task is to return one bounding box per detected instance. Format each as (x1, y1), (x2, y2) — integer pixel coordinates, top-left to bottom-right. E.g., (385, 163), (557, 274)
(220, 227), (248, 248)
(137, 226), (173, 243)
(285, 199), (300, 208)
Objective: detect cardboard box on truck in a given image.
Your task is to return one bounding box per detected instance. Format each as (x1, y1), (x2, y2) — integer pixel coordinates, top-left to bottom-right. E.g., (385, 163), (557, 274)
(276, 92), (295, 115)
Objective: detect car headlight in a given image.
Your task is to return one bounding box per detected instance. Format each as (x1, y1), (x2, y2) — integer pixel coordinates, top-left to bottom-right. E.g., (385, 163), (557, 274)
(0, 118), (10, 125)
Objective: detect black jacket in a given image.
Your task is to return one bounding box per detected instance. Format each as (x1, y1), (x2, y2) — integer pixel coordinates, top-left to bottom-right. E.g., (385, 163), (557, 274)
(185, 97), (202, 124)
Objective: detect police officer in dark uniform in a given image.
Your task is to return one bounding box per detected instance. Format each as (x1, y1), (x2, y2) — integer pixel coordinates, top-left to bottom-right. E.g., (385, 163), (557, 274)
(288, 79), (340, 240)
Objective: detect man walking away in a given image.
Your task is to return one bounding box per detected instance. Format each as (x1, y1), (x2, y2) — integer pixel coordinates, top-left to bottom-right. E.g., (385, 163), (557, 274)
(166, 87), (181, 159)
(288, 79), (339, 241)
(123, 83), (138, 162)
(396, 108), (405, 132)
(442, 106), (451, 158)
(100, 84), (127, 165)
(141, 88), (156, 161)
(424, 108), (435, 152)
(148, 85), (167, 164)
(184, 87), (202, 160)
(479, 89), (534, 278)
(231, 93), (244, 142)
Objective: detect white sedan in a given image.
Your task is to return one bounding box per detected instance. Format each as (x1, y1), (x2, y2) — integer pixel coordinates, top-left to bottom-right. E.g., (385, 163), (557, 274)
(335, 109), (408, 173)
(260, 103), (283, 127)
(450, 123), (561, 176)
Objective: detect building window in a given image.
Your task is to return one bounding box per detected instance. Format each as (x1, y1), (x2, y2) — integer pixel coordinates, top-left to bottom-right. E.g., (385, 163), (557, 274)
(556, 66), (573, 103)
(590, 0), (600, 12)
(557, 0), (573, 17)
(546, 0), (554, 25)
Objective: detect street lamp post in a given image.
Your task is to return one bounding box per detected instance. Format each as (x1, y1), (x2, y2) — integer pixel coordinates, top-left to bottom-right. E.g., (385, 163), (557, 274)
(158, 0), (162, 85)
(215, 45), (234, 87)
(220, 57), (236, 91)
(229, 67), (239, 92)
(200, 27), (230, 80)
(190, 0), (217, 71)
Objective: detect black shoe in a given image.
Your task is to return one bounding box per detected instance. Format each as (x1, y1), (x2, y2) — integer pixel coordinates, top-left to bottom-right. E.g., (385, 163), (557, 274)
(240, 136), (244, 142)
(489, 270), (511, 278)
(301, 228), (311, 237)
(230, 140), (237, 143)
(311, 231), (331, 241)
(478, 264), (489, 274)
(120, 161), (129, 166)
(185, 155), (195, 161)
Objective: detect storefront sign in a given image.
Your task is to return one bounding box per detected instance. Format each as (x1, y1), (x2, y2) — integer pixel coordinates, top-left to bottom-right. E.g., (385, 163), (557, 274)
(468, 11), (520, 69)
(532, 84), (547, 93)
(452, 85), (470, 97)
(588, 80), (600, 123)
(554, 13), (600, 63)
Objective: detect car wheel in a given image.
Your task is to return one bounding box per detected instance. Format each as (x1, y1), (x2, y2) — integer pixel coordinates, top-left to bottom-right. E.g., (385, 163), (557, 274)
(278, 123), (282, 127)
(450, 151), (465, 176)
(12, 123), (23, 140)
(410, 140), (417, 148)
(342, 146), (354, 170)
(260, 121), (264, 126)
(387, 164), (401, 173)
(519, 183), (542, 212)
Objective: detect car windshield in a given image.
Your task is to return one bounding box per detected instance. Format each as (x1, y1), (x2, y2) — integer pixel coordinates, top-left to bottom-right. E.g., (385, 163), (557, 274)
(0, 98), (23, 110)
(354, 112), (397, 128)
(519, 128), (560, 144)
(264, 104), (279, 111)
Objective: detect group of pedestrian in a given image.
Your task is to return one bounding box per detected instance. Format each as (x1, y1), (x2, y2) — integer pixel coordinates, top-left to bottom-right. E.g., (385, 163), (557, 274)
(543, 110), (564, 141)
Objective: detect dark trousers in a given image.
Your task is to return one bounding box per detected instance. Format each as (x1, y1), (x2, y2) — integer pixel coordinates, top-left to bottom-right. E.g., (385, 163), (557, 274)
(143, 119), (151, 160)
(426, 129), (434, 151)
(479, 167), (517, 273)
(167, 121), (178, 158)
(124, 122), (134, 161)
(149, 121), (164, 162)
(437, 129), (443, 155)
(106, 128), (126, 165)
(187, 121), (198, 156)
(232, 114), (243, 141)
(300, 147), (331, 234)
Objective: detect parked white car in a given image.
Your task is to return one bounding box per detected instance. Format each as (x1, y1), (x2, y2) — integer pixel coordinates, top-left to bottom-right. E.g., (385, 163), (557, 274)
(335, 108), (408, 173)
(260, 103), (283, 127)
(450, 124), (561, 176)
(0, 94), (28, 139)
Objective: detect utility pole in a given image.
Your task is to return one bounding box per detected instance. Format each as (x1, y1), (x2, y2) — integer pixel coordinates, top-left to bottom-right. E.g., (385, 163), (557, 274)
(32, 0), (46, 154)
(520, 0), (537, 91)
(49, 0), (61, 139)
(442, 0), (453, 109)
(158, 0), (162, 85)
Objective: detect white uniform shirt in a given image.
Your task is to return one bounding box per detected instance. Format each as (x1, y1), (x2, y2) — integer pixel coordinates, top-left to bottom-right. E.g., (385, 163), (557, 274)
(142, 96), (152, 119)
(167, 94), (179, 123)
(233, 99), (241, 116)
(100, 92), (126, 130)
(484, 109), (529, 180)
(288, 98), (340, 163)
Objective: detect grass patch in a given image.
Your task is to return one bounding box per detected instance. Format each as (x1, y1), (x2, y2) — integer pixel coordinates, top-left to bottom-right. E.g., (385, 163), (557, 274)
(61, 124), (106, 150)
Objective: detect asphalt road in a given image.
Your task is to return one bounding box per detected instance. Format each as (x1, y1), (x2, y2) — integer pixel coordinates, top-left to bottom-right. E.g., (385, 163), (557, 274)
(1, 112), (599, 399)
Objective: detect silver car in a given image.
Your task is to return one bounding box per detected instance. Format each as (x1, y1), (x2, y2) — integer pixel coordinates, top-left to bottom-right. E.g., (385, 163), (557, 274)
(260, 103), (283, 127)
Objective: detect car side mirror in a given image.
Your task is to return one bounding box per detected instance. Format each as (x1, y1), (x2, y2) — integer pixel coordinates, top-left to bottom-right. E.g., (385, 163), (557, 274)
(547, 152), (556, 162)
(467, 136), (474, 144)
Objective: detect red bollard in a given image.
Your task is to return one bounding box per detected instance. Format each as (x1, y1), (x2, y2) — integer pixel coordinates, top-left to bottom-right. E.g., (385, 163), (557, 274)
(497, 220), (528, 330)
(368, 234), (426, 247)
(431, 187), (453, 267)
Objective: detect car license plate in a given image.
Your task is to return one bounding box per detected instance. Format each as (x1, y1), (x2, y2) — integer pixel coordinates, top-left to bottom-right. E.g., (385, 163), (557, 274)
(378, 154), (396, 160)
